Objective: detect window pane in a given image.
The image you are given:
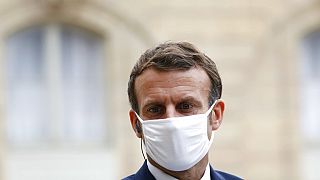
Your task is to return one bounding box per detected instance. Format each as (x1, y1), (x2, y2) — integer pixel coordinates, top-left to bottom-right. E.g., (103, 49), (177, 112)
(300, 31), (320, 141)
(5, 25), (107, 145)
(300, 30), (320, 180)
(5, 27), (50, 144)
(61, 26), (106, 143)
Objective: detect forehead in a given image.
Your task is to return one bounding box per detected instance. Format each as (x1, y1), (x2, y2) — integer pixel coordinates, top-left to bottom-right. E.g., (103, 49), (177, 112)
(134, 67), (211, 105)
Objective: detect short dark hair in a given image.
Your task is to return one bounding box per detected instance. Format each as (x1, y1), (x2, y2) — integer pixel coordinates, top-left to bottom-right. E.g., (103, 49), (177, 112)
(128, 41), (222, 113)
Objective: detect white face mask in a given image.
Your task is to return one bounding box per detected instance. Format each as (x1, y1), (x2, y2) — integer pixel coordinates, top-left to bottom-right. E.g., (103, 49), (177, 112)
(135, 102), (216, 171)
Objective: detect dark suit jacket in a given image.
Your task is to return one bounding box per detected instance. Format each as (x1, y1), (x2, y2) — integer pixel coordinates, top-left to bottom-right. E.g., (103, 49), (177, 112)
(122, 161), (243, 180)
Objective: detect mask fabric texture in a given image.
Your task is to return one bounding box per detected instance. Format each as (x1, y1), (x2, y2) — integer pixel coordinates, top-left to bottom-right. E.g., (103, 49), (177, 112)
(135, 102), (216, 171)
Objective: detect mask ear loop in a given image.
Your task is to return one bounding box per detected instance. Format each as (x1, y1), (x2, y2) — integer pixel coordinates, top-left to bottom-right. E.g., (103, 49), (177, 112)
(140, 138), (146, 160)
(205, 100), (217, 116)
(206, 100), (218, 142)
(135, 112), (147, 160)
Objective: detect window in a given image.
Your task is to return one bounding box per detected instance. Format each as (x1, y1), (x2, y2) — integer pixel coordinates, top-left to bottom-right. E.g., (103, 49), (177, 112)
(3, 24), (116, 180)
(300, 31), (320, 142)
(5, 24), (107, 146)
(300, 30), (320, 180)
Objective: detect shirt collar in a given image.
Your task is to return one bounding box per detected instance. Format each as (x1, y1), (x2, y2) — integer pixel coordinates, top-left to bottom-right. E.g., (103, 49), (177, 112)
(147, 160), (211, 180)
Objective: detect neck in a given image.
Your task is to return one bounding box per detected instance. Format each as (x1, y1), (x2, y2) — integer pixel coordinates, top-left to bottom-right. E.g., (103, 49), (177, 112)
(148, 154), (209, 180)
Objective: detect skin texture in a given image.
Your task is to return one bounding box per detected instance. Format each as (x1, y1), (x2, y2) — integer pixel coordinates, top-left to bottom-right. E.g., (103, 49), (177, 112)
(129, 67), (225, 180)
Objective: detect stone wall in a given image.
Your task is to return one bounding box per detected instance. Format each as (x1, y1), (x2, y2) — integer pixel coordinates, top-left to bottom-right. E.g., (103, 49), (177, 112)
(0, 0), (320, 179)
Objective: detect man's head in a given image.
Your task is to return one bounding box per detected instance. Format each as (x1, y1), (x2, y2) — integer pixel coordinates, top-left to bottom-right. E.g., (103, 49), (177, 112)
(127, 41), (225, 176)
(128, 41), (224, 135)
(128, 42), (224, 137)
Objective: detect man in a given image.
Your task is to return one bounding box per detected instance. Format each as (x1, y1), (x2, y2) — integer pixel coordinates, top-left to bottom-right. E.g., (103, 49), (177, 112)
(124, 42), (242, 180)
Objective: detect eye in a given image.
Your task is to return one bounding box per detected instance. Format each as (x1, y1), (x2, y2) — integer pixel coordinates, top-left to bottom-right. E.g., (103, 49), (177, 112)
(177, 102), (193, 110)
(146, 105), (163, 114)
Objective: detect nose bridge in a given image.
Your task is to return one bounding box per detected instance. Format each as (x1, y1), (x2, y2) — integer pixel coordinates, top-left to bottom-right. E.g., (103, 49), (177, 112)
(165, 104), (178, 118)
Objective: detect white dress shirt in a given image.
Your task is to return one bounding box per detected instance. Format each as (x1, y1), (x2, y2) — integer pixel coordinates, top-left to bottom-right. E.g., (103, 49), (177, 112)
(147, 160), (211, 180)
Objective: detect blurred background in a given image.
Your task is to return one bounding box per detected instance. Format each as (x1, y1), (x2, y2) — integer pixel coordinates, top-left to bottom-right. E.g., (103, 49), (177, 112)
(0, 0), (319, 179)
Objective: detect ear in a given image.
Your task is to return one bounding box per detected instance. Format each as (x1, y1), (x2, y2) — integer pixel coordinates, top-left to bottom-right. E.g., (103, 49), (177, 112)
(129, 109), (142, 138)
(210, 99), (225, 131)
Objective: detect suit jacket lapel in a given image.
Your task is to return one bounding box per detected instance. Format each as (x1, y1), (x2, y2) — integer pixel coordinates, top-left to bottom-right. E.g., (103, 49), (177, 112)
(135, 160), (156, 180)
(135, 161), (229, 180)
(210, 165), (226, 180)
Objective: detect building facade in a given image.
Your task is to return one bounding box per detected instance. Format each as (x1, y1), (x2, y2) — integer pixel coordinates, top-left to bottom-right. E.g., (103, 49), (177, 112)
(0, 0), (320, 179)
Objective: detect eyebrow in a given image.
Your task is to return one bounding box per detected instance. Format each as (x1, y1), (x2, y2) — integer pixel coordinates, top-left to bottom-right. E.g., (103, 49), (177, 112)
(178, 96), (203, 106)
(142, 97), (164, 106)
(144, 95), (202, 106)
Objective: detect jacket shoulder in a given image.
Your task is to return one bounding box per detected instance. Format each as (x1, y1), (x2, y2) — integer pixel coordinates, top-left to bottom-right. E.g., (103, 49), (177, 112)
(215, 170), (243, 180)
(121, 174), (134, 180)
(121, 161), (155, 180)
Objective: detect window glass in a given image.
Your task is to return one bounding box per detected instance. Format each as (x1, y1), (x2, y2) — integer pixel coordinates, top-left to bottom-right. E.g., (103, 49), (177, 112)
(6, 27), (49, 145)
(5, 24), (106, 146)
(300, 31), (320, 142)
(300, 30), (320, 180)
(61, 26), (106, 143)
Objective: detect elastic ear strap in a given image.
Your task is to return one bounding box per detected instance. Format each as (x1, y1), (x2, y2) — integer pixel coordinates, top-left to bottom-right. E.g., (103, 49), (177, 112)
(205, 100), (218, 116)
(136, 122), (141, 133)
(140, 138), (146, 160)
(134, 112), (143, 133)
(134, 112), (144, 123)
